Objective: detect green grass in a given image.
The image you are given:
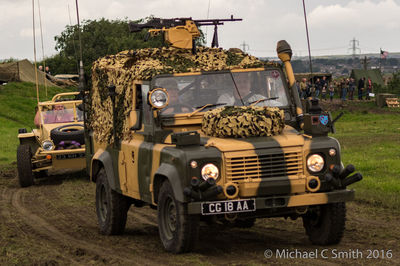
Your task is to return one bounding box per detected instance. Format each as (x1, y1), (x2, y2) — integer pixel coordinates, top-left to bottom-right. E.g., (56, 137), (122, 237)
(331, 108), (400, 210)
(0, 82), (75, 164)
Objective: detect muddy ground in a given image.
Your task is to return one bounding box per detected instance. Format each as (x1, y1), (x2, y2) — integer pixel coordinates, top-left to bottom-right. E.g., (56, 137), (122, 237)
(0, 167), (398, 265)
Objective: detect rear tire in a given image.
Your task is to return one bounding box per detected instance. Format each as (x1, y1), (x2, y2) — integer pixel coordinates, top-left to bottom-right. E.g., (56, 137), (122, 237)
(158, 180), (199, 253)
(17, 145), (34, 187)
(95, 168), (129, 235)
(302, 202), (346, 245)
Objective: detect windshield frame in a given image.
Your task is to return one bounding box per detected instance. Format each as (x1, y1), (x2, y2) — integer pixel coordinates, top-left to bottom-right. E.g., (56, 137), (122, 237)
(38, 100), (83, 125)
(150, 67), (291, 117)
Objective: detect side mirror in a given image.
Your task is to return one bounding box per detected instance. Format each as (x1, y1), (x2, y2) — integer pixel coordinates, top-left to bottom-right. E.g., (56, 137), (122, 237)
(129, 110), (142, 130)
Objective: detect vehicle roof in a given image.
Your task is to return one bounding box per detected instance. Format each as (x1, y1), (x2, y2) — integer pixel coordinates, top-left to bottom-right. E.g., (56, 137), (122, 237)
(92, 47), (281, 82)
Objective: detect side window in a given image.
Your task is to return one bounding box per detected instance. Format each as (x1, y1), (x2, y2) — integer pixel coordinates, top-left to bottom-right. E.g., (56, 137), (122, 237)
(140, 84), (151, 124)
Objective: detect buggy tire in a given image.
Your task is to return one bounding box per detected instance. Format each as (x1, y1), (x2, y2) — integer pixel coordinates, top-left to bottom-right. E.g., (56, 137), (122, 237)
(158, 180), (199, 253)
(95, 168), (129, 235)
(234, 217), (256, 228)
(302, 202), (346, 245)
(17, 145), (34, 187)
(50, 124), (85, 146)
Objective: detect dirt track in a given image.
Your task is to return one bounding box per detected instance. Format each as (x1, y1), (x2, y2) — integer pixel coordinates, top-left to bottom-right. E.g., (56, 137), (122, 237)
(0, 167), (399, 265)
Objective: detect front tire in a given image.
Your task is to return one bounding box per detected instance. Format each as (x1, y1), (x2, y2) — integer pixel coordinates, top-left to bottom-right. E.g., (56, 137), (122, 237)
(234, 217), (256, 228)
(302, 202), (346, 245)
(17, 145), (34, 187)
(157, 180), (199, 253)
(95, 168), (129, 235)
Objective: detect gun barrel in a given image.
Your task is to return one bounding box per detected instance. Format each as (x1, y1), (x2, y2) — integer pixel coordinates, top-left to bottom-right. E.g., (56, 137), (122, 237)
(129, 18), (188, 32)
(194, 18), (242, 26)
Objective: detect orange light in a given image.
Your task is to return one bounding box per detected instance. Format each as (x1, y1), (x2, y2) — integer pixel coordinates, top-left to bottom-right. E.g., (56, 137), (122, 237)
(329, 164), (334, 170)
(46, 155), (52, 160)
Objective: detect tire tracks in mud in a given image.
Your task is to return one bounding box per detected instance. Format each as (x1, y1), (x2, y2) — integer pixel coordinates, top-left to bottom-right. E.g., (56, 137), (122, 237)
(0, 188), (80, 265)
(7, 188), (155, 265)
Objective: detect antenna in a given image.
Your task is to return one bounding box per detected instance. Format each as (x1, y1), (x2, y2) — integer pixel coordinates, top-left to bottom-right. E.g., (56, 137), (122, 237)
(37, 0), (48, 97)
(74, 0), (87, 130)
(32, 0), (40, 104)
(68, 2), (79, 75)
(74, 0), (85, 93)
(302, 0), (313, 83)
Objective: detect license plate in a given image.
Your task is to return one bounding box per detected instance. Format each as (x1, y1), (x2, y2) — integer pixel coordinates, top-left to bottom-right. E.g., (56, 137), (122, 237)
(55, 153), (85, 160)
(201, 199), (256, 215)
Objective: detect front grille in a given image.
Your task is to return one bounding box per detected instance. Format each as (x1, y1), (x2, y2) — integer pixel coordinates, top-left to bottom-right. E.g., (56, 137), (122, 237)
(224, 149), (303, 181)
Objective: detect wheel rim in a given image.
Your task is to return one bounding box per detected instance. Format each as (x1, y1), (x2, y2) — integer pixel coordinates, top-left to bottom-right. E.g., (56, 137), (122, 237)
(162, 196), (177, 240)
(98, 184), (108, 222)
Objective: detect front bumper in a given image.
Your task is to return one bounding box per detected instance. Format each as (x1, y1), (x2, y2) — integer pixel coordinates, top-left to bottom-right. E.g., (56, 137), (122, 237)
(33, 147), (86, 171)
(187, 189), (354, 215)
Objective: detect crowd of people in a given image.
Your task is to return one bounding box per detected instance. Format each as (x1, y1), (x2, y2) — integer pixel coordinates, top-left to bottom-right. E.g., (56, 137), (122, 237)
(297, 76), (374, 102)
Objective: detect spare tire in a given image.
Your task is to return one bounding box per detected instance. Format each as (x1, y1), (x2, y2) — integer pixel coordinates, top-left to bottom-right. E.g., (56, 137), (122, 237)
(51, 124), (85, 146)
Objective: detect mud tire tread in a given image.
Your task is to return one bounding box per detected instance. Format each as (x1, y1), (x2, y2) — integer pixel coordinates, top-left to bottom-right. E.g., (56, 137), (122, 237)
(95, 168), (129, 235)
(303, 202), (346, 245)
(17, 144), (34, 187)
(157, 181), (199, 253)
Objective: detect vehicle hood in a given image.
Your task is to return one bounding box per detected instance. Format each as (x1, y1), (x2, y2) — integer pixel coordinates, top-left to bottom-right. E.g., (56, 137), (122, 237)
(200, 125), (304, 152)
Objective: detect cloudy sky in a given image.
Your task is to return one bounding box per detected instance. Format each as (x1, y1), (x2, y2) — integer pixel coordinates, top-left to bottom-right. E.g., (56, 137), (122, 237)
(1, 0), (399, 60)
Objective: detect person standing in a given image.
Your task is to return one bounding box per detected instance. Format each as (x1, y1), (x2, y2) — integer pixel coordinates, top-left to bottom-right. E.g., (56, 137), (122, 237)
(329, 83), (335, 102)
(306, 80), (313, 98)
(45, 66), (51, 75)
(341, 78), (347, 101)
(299, 78), (307, 99)
(321, 76), (328, 101)
(366, 78), (373, 100)
(358, 77), (365, 100)
(314, 78), (321, 98)
(348, 78), (355, 100)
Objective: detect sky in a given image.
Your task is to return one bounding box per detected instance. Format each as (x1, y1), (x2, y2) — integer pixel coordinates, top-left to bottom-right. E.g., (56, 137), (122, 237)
(1, 0), (399, 60)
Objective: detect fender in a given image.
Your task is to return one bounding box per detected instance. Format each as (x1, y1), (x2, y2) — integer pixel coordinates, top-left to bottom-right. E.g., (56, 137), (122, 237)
(18, 132), (36, 144)
(91, 149), (119, 191)
(155, 163), (185, 202)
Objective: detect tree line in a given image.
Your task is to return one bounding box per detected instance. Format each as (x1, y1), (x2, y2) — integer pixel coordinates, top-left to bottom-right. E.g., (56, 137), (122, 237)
(41, 17), (165, 77)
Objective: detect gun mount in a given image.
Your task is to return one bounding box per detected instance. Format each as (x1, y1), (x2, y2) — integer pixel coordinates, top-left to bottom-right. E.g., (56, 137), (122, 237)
(129, 15), (242, 50)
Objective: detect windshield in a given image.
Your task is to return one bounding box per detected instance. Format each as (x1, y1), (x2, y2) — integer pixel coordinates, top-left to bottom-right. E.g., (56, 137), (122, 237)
(41, 106), (83, 124)
(154, 70), (289, 115)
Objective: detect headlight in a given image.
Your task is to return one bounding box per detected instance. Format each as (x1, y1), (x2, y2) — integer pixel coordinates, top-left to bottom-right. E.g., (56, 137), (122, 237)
(148, 88), (169, 109)
(42, 140), (54, 151)
(307, 154), (324, 173)
(201, 163), (219, 180)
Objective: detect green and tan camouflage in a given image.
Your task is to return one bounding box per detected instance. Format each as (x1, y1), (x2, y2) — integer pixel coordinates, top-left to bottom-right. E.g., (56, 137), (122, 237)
(89, 47), (278, 144)
(86, 26), (362, 253)
(202, 106), (285, 138)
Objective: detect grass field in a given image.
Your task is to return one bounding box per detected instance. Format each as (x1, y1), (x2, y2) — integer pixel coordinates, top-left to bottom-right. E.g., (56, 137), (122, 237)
(0, 82), (74, 164)
(0, 82), (399, 210)
(331, 108), (400, 210)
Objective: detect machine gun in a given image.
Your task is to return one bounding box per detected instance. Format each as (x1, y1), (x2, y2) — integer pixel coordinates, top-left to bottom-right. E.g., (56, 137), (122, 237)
(129, 16), (242, 50)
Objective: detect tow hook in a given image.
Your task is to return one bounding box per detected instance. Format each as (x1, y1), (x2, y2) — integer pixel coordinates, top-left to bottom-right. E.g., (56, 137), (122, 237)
(184, 177), (223, 200)
(325, 164), (363, 188)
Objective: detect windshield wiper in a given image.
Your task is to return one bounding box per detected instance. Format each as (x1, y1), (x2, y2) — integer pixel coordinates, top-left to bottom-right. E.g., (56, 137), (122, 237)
(249, 97), (279, 106)
(188, 103), (227, 117)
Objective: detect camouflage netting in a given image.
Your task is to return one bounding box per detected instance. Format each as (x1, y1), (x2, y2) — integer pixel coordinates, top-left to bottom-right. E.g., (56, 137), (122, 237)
(89, 47), (279, 144)
(202, 106), (285, 138)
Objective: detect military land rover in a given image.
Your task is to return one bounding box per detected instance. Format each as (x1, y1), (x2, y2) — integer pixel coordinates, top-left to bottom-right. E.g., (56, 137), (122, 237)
(85, 17), (362, 253)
